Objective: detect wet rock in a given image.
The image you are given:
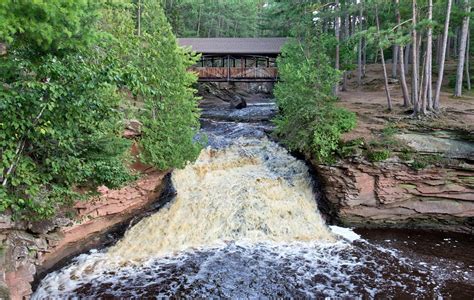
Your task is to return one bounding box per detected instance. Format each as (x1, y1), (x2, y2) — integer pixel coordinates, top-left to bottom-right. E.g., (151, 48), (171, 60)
(229, 95), (247, 109)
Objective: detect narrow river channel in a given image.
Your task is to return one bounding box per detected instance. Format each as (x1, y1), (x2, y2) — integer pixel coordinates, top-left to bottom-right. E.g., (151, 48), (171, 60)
(33, 96), (474, 298)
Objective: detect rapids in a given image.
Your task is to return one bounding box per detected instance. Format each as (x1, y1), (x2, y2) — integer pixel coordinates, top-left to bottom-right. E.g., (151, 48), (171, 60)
(32, 96), (474, 298)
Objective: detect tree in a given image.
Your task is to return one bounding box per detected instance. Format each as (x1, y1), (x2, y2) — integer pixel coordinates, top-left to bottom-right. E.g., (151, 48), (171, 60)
(454, 0), (471, 97)
(434, 0), (453, 109)
(412, 0), (420, 114)
(0, 0), (203, 219)
(375, 3), (392, 111)
(395, 0), (410, 107)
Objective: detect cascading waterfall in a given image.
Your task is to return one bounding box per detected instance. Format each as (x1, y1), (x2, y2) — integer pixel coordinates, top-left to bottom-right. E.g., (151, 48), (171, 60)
(108, 138), (334, 262)
(33, 98), (474, 299)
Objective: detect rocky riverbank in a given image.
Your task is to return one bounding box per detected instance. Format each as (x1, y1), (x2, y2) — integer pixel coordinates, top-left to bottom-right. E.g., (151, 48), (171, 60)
(0, 168), (170, 299)
(315, 157), (474, 233)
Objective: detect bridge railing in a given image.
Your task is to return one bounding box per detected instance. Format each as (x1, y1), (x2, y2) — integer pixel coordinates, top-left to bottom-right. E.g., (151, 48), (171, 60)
(189, 67), (278, 82)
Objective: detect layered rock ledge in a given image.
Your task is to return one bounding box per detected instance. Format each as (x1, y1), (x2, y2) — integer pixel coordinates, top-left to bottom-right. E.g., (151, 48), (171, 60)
(0, 171), (169, 299)
(317, 158), (474, 234)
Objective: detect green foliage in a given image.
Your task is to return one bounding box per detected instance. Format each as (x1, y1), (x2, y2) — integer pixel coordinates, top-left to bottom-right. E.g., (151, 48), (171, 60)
(0, 50), (135, 219)
(366, 149), (391, 162)
(1, 0), (202, 219)
(381, 123), (399, 137)
(0, 0), (100, 54)
(337, 138), (365, 158)
(411, 154), (444, 170)
(161, 0), (266, 38)
(273, 36), (357, 163)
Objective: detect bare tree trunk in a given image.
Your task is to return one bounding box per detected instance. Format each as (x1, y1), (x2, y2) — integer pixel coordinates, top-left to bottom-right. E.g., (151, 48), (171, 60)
(454, 0), (471, 97)
(342, 72), (348, 91)
(412, 0), (420, 114)
(434, 0), (453, 109)
(196, 5), (202, 36)
(362, 39), (367, 77)
(405, 43), (410, 75)
(399, 46), (411, 106)
(334, 0), (341, 95)
(420, 44), (428, 114)
(466, 31), (471, 90)
(357, 0), (364, 86)
(137, 0), (141, 36)
(396, 0), (410, 106)
(392, 45), (399, 78)
(426, 0), (433, 110)
(436, 37), (442, 65)
(376, 5), (392, 110)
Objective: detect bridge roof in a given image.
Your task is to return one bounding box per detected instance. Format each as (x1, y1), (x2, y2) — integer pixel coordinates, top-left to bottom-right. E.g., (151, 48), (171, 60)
(177, 38), (288, 55)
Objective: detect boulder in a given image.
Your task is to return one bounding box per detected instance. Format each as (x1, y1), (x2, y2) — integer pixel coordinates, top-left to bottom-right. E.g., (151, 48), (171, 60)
(229, 95), (247, 109)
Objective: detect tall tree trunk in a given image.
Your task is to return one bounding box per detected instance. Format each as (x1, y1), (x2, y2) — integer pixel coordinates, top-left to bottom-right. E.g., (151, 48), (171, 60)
(426, 0), (433, 110)
(396, 0), (410, 106)
(412, 0), (420, 114)
(466, 31), (471, 90)
(376, 5), (392, 111)
(399, 46), (411, 106)
(137, 0), (141, 36)
(392, 45), (399, 78)
(196, 5), (202, 36)
(357, 0), (364, 86)
(405, 43), (410, 75)
(434, 0), (453, 109)
(334, 0), (341, 95)
(454, 0), (471, 97)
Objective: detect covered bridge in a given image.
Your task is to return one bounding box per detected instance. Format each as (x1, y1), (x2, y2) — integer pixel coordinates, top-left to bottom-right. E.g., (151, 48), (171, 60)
(178, 38), (287, 82)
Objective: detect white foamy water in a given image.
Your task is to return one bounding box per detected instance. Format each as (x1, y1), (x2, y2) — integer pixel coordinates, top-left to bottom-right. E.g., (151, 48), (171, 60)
(32, 136), (471, 299)
(108, 138), (335, 261)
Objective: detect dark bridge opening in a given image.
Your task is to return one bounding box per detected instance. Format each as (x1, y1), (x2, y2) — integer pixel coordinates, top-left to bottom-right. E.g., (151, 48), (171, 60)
(178, 38), (287, 82)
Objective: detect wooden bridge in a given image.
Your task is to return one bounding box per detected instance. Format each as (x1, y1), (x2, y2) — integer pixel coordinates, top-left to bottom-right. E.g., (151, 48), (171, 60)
(178, 38), (287, 82)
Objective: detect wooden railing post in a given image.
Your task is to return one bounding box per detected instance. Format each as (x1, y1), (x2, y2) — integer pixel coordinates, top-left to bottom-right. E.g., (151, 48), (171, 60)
(227, 55), (230, 82)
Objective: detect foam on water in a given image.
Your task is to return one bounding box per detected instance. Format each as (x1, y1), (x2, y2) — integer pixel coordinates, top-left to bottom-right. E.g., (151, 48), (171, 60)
(107, 137), (335, 261)
(32, 135), (473, 298)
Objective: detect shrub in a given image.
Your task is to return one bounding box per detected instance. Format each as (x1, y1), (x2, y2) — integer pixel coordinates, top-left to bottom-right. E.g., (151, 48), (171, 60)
(273, 37), (357, 163)
(367, 149), (391, 162)
(0, 1), (202, 219)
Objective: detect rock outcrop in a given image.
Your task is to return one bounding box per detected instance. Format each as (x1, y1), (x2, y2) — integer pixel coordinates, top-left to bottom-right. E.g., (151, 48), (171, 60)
(0, 171), (169, 299)
(317, 158), (474, 233)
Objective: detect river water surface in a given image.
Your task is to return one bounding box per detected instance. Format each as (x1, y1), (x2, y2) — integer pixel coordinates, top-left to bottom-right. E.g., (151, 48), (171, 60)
(33, 97), (474, 299)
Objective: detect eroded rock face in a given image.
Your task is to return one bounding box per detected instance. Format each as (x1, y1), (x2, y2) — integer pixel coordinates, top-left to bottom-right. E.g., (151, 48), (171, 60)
(317, 158), (474, 233)
(0, 171), (168, 300)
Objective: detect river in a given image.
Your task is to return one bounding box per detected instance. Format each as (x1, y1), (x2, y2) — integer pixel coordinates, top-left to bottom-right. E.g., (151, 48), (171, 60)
(33, 96), (474, 298)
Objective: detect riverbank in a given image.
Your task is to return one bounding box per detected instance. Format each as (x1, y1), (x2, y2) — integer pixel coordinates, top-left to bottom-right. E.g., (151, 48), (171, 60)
(0, 155), (171, 299)
(313, 63), (474, 234)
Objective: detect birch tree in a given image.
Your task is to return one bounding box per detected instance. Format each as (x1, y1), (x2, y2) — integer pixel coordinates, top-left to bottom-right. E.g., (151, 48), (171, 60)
(375, 3), (392, 111)
(454, 0), (471, 97)
(412, 0), (420, 114)
(434, 0), (452, 109)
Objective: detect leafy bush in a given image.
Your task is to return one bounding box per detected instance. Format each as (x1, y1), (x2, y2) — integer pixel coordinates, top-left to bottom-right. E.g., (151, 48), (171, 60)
(273, 36), (357, 162)
(366, 149), (391, 162)
(99, 1), (204, 170)
(0, 50), (135, 219)
(0, 1), (202, 219)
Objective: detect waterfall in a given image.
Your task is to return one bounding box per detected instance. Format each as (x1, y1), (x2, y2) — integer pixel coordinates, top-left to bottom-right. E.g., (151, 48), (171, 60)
(108, 138), (334, 261)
